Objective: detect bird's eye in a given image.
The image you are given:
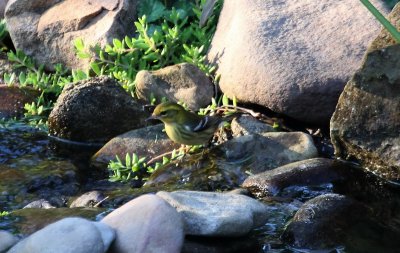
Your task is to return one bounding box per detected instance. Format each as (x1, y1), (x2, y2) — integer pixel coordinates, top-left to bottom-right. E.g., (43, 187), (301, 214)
(160, 111), (168, 116)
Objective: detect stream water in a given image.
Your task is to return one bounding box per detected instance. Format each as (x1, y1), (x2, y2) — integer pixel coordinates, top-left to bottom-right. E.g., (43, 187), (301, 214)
(1, 122), (400, 253)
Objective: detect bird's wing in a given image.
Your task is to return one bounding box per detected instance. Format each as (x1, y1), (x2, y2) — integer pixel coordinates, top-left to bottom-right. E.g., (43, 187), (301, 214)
(184, 115), (220, 132)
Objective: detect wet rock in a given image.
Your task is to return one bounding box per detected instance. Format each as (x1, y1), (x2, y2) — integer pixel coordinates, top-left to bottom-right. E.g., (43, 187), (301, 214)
(70, 191), (105, 208)
(0, 85), (39, 119)
(0, 158), (79, 210)
(242, 158), (348, 197)
(182, 235), (263, 253)
(217, 132), (318, 174)
(101, 194), (184, 253)
(48, 76), (149, 143)
(6, 207), (104, 236)
(207, 0), (387, 125)
(282, 193), (369, 250)
(5, 0), (137, 70)
(92, 124), (179, 168)
(230, 115), (276, 137)
(0, 230), (18, 253)
(330, 5), (400, 180)
(23, 199), (55, 209)
(145, 132), (318, 190)
(0, 125), (49, 164)
(7, 217), (115, 253)
(156, 190), (270, 236)
(135, 63), (214, 111)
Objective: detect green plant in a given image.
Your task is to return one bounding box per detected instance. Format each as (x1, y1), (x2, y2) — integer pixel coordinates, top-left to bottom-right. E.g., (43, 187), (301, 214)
(108, 149), (185, 183)
(108, 153), (147, 182)
(75, 0), (221, 94)
(4, 50), (88, 127)
(0, 19), (9, 50)
(0, 211), (9, 217)
(361, 0), (400, 43)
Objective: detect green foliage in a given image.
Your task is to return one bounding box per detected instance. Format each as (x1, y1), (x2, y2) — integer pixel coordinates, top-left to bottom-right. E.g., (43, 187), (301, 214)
(361, 0), (400, 43)
(4, 50), (88, 127)
(108, 149), (184, 183)
(0, 19), (9, 50)
(0, 211), (9, 217)
(75, 0), (221, 94)
(108, 153), (147, 182)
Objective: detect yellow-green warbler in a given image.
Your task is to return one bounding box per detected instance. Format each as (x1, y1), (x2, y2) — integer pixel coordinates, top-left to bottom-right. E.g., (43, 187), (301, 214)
(148, 102), (226, 146)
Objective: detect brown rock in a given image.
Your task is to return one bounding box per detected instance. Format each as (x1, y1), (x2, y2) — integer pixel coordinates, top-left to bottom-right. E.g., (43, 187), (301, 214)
(242, 158), (348, 197)
(5, 0), (137, 70)
(0, 84), (39, 119)
(91, 124), (180, 168)
(48, 76), (148, 143)
(135, 63), (214, 111)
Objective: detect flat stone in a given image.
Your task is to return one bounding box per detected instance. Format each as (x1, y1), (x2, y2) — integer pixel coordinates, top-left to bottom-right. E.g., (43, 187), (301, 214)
(91, 124), (179, 168)
(156, 190), (270, 237)
(242, 158), (349, 197)
(217, 132), (318, 174)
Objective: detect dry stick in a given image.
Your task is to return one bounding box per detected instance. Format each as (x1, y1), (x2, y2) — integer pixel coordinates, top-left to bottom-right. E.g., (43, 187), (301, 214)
(93, 196), (109, 208)
(217, 105), (293, 131)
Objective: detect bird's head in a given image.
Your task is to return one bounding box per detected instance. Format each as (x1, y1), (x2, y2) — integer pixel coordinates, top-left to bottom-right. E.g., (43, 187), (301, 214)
(148, 102), (186, 124)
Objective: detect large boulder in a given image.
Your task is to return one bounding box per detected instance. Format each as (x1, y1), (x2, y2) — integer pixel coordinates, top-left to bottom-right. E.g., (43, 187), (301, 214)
(48, 76), (148, 143)
(156, 190), (270, 237)
(207, 0), (387, 125)
(330, 4), (400, 180)
(4, 0), (137, 70)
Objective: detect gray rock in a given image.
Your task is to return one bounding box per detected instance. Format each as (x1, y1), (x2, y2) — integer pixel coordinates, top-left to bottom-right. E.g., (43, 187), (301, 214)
(242, 158), (348, 197)
(0, 230), (18, 253)
(101, 194), (184, 253)
(282, 194), (368, 250)
(5, 0), (137, 70)
(7, 217), (115, 253)
(91, 124), (180, 168)
(0, 0), (8, 19)
(218, 132), (318, 174)
(231, 115), (276, 137)
(207, 0), (387, 124)
(135, 63), (214, 111)
(70, 191), (104, 208)
(330, 5), (400, 180)
(156, 190), (270, 237)
(48, 76), (148, 143)
(23, 199), (55, 209)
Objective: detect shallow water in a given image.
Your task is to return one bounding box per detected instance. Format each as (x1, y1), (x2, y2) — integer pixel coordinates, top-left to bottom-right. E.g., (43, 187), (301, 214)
(1, 123), (400, 253)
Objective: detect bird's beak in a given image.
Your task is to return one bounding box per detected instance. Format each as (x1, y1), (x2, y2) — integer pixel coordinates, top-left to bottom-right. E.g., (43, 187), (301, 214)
(146, 114), (159, 121)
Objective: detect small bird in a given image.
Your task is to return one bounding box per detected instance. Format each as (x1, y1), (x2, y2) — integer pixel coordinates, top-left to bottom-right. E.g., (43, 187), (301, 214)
(148, 102), (223, 146)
